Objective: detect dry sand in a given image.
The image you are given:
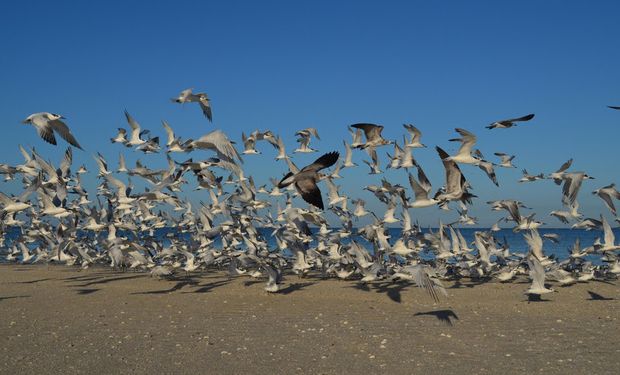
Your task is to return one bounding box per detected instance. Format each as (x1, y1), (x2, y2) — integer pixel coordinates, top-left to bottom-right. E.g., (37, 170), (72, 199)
(1, 264), (618, 375)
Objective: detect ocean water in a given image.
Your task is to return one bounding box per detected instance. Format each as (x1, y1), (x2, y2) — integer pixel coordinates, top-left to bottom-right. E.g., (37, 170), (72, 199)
(2, 226), (616, 265)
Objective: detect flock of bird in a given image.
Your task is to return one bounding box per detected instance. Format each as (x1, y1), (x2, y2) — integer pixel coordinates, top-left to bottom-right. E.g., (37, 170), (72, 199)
(2, 90), (620, 301)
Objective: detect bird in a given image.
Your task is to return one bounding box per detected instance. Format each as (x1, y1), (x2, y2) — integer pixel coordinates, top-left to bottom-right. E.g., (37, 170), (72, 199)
(435, 146), (474, 205)
(294, 128), (320, 153)
(607, 106), (620, 110)
(525, 252), (554, 297)
(445, 128), (480, 165)
(22, 112), (83, 150)
(407, 166), (439, 208)
(494, 152), (516, 168)
(350, 123), (392, 149)
(592, 183), (620, 216)
(172, 88), (212, 122)
(486, 113), (535, 129)
(403, 124), (426, 148)
(277, 151), (339, 210)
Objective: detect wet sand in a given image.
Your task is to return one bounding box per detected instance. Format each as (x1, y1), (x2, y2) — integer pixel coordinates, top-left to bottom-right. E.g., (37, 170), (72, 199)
(1, 264), (618, 374)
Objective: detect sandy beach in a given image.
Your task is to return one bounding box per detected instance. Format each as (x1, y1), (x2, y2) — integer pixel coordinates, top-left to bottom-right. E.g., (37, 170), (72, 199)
(0, 265), (618, 374)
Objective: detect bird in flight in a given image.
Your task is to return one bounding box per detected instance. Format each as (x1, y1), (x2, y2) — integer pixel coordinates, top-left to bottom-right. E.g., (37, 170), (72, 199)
(22, 112), (83, 150)
(486, 113), (535, 129)
(172, 88), (213, 122)
(277, 151), (339, 210)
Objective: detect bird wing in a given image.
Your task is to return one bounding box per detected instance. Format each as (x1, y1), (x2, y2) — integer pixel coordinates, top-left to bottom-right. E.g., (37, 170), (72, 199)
(454, 128), (476, 156)
(295, 177), (324, 210)
(193, 130), (242, 162)
(162, 121), (175, 146)
(502, 113), (535, 123)
(199, 96), (212, 122)
(351, 123), (382, 141)
(436, 146), (464, 196)
(49, 119), (83, 149)
(556, 158), (573, 173)
(302, 151), (339, 173)
(31, 116), (57, 145)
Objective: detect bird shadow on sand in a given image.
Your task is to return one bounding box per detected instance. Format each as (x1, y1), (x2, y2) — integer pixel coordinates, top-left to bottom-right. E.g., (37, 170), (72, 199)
(587, 290), (614, 301)
(16, 278), (53, 284)
(348, 281), (410, 303)
(189, 279), (231, 294)
(278, 282), (316, 295)
(132, 278), (200, 295)
(76, 274), (147, 287)
(74, 288), (100, 295)
(243, 280), (264, 287)
(0, 295), (30, 302)
(448, 279), (489, 289)
(525, 294), (552, 303)
(414, 310), (459, 326)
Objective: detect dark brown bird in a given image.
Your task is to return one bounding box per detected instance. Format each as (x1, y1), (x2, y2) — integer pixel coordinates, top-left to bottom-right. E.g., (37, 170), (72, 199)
(277, 151), (339, 209)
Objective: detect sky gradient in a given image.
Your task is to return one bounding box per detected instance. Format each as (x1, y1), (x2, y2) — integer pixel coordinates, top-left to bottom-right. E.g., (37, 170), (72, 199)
(1, 0), (619, 226)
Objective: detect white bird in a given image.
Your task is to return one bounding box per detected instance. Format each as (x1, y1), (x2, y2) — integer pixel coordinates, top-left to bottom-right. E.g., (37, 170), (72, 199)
(592, 183), (620, 216)
(407, 166), (438, 208)
(403, 124), (426, 148)
(494, 152), (516, 168)
(594, 215), (620, 252)
(350, 123), (392, 149)
(172, 88), (212, 122)
(294, 128), (320, 153)
(445, 128), (479, 165)
(525, 253), (554, 296)
(22, 112), (83, 150)
(124, 110), (147, 147)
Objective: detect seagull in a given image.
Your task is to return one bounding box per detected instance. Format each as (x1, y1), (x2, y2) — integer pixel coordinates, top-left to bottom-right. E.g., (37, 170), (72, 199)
(407, 166), (439, 208)
(550, 202), (581, 224)
(277, 151), (339, 210)
(519, 169), (544, 183)
(435, 146), (474, 205)
(592, 183), (620, 216)
(172, 88), (212, 122)
(561, 172), (595, 207)
(494, 152), (516, 168)
(342, 141), (357, 168)
(110, 128), (128, 145)
(190, 130), (243, 174)
(525, 252), (554, 296)
(241, 132), (260, 154)
(22, 112), (83, 150)
(445, 128), (480, 165)
(548, 158), (573, 185)
(350, 123), (392, 149)
(593, 215), (620, 252)
(486, 113), (535, 129)
(294, 128), (319, 153)
(403, 124), (426, 148)
(124, 110), (148, 147)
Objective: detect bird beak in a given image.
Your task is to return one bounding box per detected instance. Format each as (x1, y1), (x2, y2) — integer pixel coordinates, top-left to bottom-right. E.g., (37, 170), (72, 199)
(21, 120), (29, 124)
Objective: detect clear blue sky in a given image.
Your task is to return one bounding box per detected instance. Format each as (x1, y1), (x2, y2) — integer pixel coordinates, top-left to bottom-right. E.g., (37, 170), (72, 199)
(1, 0), (619, 226)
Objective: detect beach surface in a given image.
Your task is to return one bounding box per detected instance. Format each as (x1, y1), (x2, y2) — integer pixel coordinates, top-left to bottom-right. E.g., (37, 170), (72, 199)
(1, 264), (618, 374)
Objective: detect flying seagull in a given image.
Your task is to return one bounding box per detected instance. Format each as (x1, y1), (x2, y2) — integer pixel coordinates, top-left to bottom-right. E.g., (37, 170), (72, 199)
(277, 151), (339, 210)
(172, 88), (213, 122)
(486, 114), (535, 129)
(350, 123), (392, 149)
(22, 112), (83, 150)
